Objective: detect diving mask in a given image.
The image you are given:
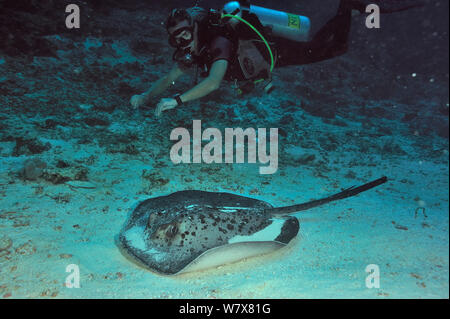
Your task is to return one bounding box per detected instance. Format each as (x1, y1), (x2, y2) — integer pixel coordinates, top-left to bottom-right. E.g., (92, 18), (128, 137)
(168, 27), (194, 48)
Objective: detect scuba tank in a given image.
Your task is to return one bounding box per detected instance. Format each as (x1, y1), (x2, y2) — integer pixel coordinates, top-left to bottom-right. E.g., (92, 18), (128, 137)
(220, 1), (311, 95)
(222, 1), (311, 42)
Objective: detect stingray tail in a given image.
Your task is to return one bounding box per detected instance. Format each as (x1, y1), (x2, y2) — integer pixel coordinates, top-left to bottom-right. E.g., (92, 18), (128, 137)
(267, 176), (388, 216)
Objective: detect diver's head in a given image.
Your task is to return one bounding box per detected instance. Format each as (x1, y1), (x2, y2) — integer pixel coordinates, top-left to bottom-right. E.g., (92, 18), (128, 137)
(166, 8), (199, 53)
(166, 8), (207, 68)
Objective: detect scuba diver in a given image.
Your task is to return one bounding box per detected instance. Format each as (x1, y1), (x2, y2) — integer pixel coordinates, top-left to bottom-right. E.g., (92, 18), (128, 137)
(130, 0), (424, 117)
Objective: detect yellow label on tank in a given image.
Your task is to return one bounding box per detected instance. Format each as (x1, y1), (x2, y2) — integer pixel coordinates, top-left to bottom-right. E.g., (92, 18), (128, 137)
(287, 14), (300, 29)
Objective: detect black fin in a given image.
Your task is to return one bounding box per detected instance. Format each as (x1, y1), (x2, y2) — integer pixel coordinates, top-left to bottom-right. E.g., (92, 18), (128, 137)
(267, 176), (388, 216)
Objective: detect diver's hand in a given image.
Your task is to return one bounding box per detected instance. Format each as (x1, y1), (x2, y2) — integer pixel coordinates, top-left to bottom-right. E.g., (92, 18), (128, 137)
(155, 98), (177, 117)
(130, 94), (147, 109)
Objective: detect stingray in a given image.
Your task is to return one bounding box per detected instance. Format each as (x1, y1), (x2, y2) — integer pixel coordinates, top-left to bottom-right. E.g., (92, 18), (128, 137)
(118, 176), (387, 275)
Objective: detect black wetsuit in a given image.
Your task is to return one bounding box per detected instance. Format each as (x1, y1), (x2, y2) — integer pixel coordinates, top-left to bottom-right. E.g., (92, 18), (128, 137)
(276, 2), (352, 67)
(192, 2), (353, 80)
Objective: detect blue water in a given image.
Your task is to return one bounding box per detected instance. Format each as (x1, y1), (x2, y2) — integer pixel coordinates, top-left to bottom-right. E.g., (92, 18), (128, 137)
(0, 0), (448, 299)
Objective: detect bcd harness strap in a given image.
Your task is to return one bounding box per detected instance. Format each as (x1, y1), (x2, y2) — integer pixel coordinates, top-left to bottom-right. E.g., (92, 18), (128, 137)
(221, 13), (275, 74)
(237, 39), (271, 81)
(221, 11), (276, 94)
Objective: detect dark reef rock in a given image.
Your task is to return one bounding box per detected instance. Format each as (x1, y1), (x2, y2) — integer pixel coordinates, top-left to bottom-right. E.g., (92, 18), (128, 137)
(142, 169), (169, 189)
(437, 122), (449, 139)
(40, 118), (68, 129)
(278, 128), (287, 137)
(108, 144), (140, 155)
(438, 105), (449, 116)
(130, 39), (162, 55)
(74, 167), (89, 181)
(117, 82), (136, 97)
(0, 0), (68, 56)
(295, 154), (316, 165)
(402, 112), (418, 122)
(56, 160), (70, 168)
(362, 106), (388, 119)
(382, 141), (407, 156)
(83, 117), (110, 127)
(300, 100), (336, 119)
(280, 115), (294, 125)
(13, 137), (51, 156)
(42, 172), (71, 184)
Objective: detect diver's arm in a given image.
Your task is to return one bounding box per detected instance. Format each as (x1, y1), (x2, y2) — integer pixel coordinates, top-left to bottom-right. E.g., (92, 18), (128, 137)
(143, 65), (185, 101)
(154, 59), (228, 117)
(177, 59), (228, 103)
(130, 65), (185, 108)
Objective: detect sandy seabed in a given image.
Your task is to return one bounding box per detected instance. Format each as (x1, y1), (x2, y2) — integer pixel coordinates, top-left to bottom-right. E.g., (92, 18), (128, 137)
(0, 114), (447, 299)
(0, 2), (448, 299)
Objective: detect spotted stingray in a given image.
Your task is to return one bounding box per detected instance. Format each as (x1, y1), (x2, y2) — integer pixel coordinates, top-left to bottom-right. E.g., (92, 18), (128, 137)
(118, 176), (387, 275)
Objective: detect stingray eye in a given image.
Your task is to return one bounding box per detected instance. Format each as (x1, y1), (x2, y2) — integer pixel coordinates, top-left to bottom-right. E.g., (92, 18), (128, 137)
(166, 225), (178, 238)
